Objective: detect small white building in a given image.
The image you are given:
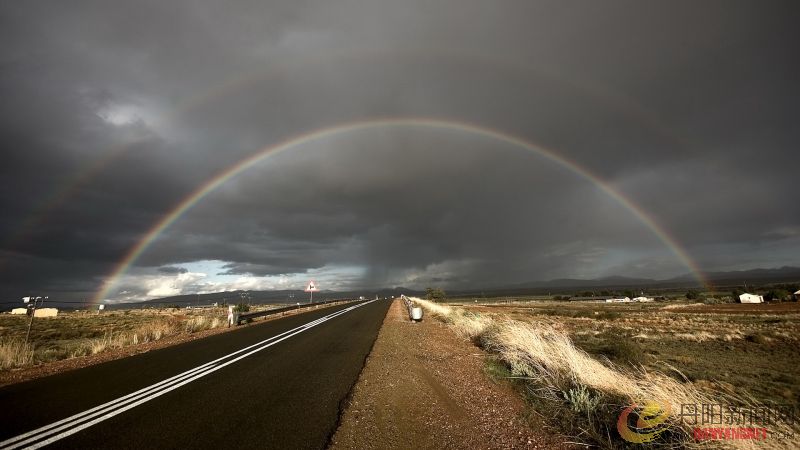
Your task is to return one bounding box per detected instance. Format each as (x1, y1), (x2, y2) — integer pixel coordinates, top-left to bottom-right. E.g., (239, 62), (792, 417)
(33, 308), (59, 317)
(632, 296), (654, 302)
(738, 293), (764, 304)
(11, 308), (27, 315)
(605, 297), (631, 303)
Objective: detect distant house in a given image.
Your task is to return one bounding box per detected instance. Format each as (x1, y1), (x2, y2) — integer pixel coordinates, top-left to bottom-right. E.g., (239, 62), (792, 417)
(605, 297), (631, 303)
(10, 308), (27, 315)
(33, 308), (59, 317)
(738, 293), (764, 304)
(632, 296), (654, 302)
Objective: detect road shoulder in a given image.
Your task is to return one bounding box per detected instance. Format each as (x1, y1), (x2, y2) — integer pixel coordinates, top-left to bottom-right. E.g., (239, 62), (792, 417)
(330, 299), (569, 449)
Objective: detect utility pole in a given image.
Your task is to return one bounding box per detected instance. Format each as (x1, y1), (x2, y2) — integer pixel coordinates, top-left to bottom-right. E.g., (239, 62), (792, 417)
(22, 296), (47, 346)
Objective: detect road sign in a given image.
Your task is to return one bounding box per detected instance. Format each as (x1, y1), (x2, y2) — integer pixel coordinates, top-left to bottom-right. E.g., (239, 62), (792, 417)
(305, 281), (318, 304)
(304, 281), (318, 292)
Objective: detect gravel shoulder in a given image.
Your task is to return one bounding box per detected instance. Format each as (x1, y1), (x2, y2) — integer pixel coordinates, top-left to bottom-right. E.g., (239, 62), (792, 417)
(330, 299), (570, 449)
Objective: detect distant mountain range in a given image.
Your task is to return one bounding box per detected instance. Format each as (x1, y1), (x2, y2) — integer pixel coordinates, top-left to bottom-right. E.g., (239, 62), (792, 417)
(669, 266), (800, 283)
(504, 266), (800, 291)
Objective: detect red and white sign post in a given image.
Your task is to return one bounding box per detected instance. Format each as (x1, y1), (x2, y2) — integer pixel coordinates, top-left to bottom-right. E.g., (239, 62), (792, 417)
(304, 280), (319, 304)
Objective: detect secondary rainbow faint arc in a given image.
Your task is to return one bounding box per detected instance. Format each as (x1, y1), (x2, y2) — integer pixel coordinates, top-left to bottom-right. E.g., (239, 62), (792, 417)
(93, 117), (708, 303)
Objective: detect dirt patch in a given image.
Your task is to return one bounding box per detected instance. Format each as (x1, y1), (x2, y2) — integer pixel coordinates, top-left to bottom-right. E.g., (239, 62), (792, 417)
(330, 300), (570, 449)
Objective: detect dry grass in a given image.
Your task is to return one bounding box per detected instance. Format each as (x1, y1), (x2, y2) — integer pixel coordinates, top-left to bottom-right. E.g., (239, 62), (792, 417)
(0, 338), (34, 370)
(0, 311), (226, 370)
(413, 298), (799, 449)
(75, 316), (224, 357)
(185, 316), (221, 333)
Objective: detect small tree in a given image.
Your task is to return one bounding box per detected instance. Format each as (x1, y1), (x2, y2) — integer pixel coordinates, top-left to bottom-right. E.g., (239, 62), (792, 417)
(425, 287), (446, 302)
(765, 289), (789, 302)
(685, 290), (699, 300)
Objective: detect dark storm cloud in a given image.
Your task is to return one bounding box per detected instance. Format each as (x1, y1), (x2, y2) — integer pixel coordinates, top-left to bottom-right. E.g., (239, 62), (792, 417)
(157, 266), (188, 275)
(1, 0), (798, 300)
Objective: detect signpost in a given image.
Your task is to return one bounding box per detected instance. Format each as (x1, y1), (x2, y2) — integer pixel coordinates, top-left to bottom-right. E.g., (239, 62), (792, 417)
(304, 280), (319, 304)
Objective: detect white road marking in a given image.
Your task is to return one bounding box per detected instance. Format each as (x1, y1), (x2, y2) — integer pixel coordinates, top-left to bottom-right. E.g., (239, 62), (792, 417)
(0, 300), (376, 450)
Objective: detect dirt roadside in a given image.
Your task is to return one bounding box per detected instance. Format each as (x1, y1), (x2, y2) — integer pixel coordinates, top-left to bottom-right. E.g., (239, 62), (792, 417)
(330, 299), (570, 449)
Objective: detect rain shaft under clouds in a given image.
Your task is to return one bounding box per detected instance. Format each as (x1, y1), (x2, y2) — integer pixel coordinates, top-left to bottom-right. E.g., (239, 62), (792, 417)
(1, 1), (798, 302)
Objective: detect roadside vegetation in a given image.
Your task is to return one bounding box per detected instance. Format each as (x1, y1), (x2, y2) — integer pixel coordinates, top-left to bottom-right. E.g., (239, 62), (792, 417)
(414, 297), (799, 449)
(0, 308), (228, 370)
(473, 299), (800, 407)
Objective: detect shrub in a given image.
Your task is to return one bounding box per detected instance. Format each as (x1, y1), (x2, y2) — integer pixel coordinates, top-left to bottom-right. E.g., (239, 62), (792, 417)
(596, 338), (645, 366)
(484, 358), (513, 383)
(562, 384), (600, 415)
(746, 333), (770, 345)
(595, 311), (621, 320)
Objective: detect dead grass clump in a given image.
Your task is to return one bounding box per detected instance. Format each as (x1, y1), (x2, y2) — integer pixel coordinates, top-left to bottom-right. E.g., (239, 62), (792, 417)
(0, 338), (34, 369)
(135, 318), (181, 342)
(185, 316), (222, 333)
(90, 332), (116, 354)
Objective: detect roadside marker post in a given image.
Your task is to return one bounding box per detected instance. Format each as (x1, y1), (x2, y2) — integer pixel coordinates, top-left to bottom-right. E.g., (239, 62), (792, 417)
(227, 306), (239, 327)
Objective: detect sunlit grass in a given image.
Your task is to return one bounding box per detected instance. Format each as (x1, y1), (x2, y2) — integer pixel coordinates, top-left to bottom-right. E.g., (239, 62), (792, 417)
(0, 309), (226, 370)
(414, 298), (799, 449)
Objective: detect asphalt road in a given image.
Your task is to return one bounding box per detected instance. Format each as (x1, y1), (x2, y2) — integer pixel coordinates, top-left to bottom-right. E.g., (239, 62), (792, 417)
(0, 299), (390, 449)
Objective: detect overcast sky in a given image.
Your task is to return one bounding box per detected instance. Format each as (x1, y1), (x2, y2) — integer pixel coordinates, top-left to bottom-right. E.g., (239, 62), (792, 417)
(1, 1), (798, 302)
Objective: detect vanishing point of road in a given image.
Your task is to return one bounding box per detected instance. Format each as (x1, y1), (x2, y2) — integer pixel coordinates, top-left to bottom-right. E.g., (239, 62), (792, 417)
(0, 299), (391, 449)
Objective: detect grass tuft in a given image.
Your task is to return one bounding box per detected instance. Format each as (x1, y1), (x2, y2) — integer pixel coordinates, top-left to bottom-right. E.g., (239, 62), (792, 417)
(0, 338), (35, 370)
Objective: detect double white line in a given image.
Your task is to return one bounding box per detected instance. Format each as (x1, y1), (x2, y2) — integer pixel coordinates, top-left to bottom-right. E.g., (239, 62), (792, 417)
(0, 300), (375, 450)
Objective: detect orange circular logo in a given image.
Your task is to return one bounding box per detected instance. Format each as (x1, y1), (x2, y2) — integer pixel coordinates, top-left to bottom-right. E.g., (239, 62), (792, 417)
(617, 400), (672, 443)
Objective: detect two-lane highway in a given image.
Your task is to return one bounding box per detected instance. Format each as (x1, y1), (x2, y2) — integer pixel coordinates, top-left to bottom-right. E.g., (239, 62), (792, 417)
(0, 299), (390, 449)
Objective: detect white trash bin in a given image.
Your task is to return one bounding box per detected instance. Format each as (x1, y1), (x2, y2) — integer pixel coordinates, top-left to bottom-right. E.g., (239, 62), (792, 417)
(411, 307), (423, 321)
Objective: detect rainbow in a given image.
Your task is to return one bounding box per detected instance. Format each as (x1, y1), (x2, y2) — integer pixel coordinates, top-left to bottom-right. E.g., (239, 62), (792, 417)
(94, 117), (708, 303)
(6, 47), (693, 257)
